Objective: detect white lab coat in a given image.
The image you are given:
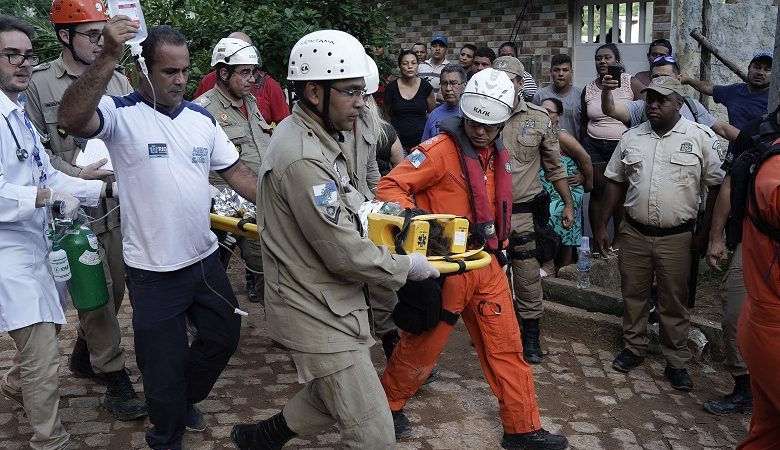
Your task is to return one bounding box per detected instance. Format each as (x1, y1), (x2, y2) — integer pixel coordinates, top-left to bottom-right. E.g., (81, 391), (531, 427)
(0, 92), (102, 333)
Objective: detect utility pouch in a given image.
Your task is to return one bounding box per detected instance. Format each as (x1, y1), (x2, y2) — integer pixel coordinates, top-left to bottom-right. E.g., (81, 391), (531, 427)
(531, 191), (560, 262)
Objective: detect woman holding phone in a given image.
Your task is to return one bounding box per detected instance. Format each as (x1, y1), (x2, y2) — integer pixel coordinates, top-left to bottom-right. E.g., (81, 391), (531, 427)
(579, 43), (643, 251)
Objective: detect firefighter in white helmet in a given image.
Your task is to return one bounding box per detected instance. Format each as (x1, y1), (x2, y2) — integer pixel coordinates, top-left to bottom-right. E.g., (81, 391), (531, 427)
(231, 29), (439, 449)
(376, 68), (569, 450)
(194, 37), (272, 302)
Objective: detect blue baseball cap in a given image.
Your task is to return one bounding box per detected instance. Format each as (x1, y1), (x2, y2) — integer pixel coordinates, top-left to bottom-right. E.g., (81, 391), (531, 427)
(431, 35), (448, 47)
(751, 51), (773, 64)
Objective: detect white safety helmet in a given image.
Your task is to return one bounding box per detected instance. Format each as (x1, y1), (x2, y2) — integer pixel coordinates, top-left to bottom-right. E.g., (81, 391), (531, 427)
(211, 38), (261, 67)
(365, 55), (380, 95)
(288, 29), (370, 81)
(459, 68), (515, 125)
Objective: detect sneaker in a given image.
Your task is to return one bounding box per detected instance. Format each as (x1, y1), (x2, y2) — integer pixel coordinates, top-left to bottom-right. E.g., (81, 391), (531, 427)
(664, 367), (693, 392)
(611, 349), (644, 373)
(392, 410), (411, 440)
(185, 405), (207, 432)
(0, 381), (23, 409)
(501, 428), (569, 450)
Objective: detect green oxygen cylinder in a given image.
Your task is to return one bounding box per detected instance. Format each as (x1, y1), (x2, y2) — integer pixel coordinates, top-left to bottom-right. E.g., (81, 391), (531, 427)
(59, 222), (109, 311)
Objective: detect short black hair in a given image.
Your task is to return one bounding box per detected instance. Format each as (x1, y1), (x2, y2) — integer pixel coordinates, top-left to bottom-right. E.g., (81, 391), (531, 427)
(498, 41), (518, 56)
(550, 53), (572, 67)
(440, 63), (466, 82)
(0, 15), (34, 41)
(541, 97), (564, 115)
(460, 43), (477, 53)
(412, 42), (426, 49)
(474, 47), (496, 62)
(648, 38), (672, 55)
(398, 49), (416, 67)
(140, 25), (187, 70)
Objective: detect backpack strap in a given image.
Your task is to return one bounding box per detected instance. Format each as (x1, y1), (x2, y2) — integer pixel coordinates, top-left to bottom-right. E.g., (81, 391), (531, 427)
(747, 142), (780, 242)
(682, 96), (699, 123)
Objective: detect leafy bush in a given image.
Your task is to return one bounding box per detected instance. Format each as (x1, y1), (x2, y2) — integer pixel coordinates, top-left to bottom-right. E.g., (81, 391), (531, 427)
(1, 0), (397, 98)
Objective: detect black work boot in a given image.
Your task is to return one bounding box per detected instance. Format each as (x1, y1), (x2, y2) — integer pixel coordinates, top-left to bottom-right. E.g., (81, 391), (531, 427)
(392, 410), (412, 439)
(703, 374), (753, 416)
(246, 269), (258, 302)
(502, 428), (569, 449)
(102, 369), (148, 421)
(69, 337), (104, 384)
(520, 318), (543, 364)
(231, 411), (297, 450)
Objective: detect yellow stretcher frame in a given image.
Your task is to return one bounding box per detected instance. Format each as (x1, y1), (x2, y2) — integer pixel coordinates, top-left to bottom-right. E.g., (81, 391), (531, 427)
(210, 213), (493, 274)
(210, 214), (259, 240)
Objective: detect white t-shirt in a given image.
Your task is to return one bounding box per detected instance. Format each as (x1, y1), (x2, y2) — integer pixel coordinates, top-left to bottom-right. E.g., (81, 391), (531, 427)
(91, 91), (239, 271)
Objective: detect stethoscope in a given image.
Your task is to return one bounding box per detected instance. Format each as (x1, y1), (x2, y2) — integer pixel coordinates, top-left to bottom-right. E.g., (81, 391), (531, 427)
(3, 115), (29, 161)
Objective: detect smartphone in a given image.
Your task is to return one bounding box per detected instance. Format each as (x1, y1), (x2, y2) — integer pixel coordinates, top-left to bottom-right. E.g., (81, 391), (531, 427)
(607, 65), (622, 88)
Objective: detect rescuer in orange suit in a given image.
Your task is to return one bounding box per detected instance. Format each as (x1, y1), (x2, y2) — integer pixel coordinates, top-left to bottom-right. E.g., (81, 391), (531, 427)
(376, 68), (568, 450)
(737, 152), (780, 450)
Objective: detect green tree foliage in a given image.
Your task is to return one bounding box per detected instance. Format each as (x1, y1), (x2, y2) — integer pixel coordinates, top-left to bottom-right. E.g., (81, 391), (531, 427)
(1, 0), (396, 98)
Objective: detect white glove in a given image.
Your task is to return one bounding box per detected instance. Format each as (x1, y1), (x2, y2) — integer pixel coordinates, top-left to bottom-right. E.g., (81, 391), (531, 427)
(49, 189), (81, 220)
(407, 252), (440, 281)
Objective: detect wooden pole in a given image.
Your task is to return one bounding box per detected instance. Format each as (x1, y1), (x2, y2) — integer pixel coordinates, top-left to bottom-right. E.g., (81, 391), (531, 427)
(769, 7), (780, 113)
(689, 28), (748, 82)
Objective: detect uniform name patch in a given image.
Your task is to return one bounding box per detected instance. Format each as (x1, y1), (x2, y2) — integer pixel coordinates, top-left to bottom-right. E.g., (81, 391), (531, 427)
(313, 181), (338, 206)
(407, 149), (426, 168)
(679, 142), (693, 153)
(148, 143), (168, 158)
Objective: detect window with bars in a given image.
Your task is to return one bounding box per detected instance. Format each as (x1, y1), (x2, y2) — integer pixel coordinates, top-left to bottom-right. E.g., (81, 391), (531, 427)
(576, 1), (655, 44)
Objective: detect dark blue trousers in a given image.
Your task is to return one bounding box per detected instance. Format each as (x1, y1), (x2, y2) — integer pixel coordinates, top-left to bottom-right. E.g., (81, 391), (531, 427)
(126, 251), (241, 449)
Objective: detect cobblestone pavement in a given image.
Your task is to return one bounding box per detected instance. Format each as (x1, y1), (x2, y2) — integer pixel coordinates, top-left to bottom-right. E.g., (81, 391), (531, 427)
(0, 293), (749, 449)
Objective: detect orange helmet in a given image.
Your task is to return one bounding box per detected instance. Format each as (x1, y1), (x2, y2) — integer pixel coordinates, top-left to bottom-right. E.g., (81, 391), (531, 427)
(50, 0), (109, 24)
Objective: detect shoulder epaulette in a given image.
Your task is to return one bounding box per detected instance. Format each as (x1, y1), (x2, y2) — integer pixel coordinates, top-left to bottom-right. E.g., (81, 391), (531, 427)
(32, 62), (51, 72)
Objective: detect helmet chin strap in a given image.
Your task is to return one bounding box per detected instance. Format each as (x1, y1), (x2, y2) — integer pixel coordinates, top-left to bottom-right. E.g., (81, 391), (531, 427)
(60, 27), (92, 67)
(299, 81), (345, 142)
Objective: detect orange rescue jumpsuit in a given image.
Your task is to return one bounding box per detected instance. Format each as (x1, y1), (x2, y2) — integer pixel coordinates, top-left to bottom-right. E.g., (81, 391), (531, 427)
(377, 133), (542, 434)
(737, 154), (780, 450)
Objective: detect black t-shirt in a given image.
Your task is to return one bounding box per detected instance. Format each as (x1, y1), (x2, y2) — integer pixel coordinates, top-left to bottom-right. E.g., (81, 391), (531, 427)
(722, 116), (764, 174)
(384, 79), (433, 150)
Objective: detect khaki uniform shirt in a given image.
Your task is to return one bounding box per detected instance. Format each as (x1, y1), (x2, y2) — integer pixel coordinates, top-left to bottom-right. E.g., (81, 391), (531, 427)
(258, 104), (409, 354)
(339, 107), (380, 199)
(605, 117), (725, 228)
(502, 100), (567, 204)
(193, 86), (271, 189)
(25, 55), (131, 234)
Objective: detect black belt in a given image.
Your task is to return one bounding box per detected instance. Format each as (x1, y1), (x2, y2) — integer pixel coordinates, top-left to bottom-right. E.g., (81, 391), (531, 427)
(626, 214), (694, 237)
(511, 201), (533, 214)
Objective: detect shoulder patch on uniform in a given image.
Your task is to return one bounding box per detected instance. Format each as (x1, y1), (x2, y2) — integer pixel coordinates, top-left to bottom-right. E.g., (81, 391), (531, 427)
(193, 96), (211, 108)
(713, 140), (725, 159)
(407, 148), (427, 168)
(312, 180), (338, 206)
(32, 62), (51, 72)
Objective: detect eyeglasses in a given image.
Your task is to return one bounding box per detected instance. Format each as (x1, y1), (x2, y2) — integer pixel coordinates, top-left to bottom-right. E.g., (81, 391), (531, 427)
(652, 55), (678, 64)
(464, 117), (501, 131)
(0, 53), (40, 66)
(331, 86), (367, 99)
(440, 80), (464, 88)
(72, 30), (103, 44)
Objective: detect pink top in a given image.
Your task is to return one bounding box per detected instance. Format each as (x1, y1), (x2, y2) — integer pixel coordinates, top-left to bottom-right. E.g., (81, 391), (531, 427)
(584, 72), (633, 140)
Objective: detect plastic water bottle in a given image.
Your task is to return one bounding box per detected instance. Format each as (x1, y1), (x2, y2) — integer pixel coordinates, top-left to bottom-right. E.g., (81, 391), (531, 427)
(576, 236), (591, 289)
(106, 0), (148, 56)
